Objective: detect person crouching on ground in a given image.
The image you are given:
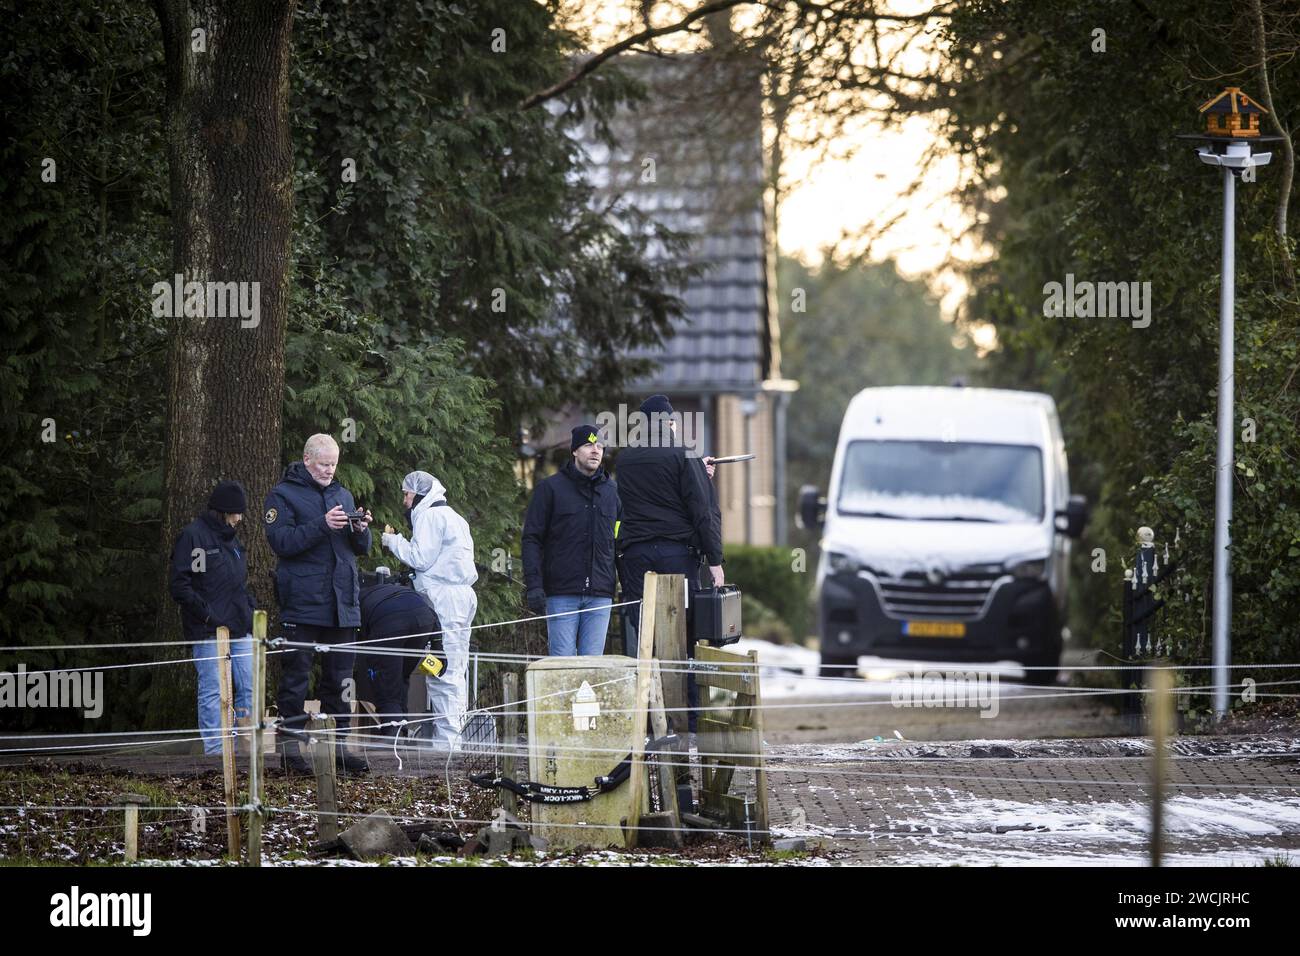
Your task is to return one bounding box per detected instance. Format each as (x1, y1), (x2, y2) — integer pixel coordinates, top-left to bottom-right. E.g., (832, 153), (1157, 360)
(357, 568), (440, 738)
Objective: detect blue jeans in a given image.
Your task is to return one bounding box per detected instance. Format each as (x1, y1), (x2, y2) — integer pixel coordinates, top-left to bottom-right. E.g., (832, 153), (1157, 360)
(546, 595), (613, 656)
(194, 635), (253, 755)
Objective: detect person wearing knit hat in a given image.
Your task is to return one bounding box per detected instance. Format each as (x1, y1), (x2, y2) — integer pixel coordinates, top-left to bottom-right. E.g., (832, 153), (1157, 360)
(638, 394), (674, 417)
(522, 423), (622, 656)
(208, 480), (247, 515)
(568, 424), (599, 452)
(615, 396), (724, 738)
(168, 480), (255, 755)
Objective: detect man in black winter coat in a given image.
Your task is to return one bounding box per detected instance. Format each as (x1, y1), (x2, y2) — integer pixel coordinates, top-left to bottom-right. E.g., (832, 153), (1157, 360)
(263, 433), (372, 774)
(616, 396), (725, 738)
(615, 395), (724, 622)
(169, 480), (255, 755)
(522, 424), (622, 655)
(356, 571), (439, 737)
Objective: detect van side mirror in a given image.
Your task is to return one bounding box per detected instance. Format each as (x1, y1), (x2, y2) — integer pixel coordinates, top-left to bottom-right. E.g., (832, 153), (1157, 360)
(1055, 494), (1089, 538)
(798, 485), (826, 531)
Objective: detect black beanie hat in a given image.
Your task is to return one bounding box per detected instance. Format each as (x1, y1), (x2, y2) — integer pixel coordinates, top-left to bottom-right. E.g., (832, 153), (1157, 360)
(639, 394), (673, 416)
(208, 480), (247, 514)
(571, 424), (602, 452)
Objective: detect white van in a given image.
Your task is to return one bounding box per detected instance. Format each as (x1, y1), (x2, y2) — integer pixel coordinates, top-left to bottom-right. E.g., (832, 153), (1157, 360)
(799, 386), (1087, 683)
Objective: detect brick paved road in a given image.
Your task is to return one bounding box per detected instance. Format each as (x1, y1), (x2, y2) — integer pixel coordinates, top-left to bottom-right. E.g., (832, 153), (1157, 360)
(739, 736), (1300, 864)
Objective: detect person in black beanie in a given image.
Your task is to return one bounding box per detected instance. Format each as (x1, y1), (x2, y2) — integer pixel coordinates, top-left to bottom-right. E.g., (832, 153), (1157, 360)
(169, 480), (256, 755)
(521, 424), (623, 655)
(614, 395), (723, 747)
(616, 395), (724, 616)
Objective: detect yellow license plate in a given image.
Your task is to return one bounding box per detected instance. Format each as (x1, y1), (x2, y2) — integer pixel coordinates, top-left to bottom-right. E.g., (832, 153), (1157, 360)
(904, 620), (966, 638)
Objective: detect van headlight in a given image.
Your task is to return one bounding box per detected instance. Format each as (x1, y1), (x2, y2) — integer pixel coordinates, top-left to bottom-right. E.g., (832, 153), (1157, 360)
(1008, 557), (1048, 579)
(826, 551), (858, 574)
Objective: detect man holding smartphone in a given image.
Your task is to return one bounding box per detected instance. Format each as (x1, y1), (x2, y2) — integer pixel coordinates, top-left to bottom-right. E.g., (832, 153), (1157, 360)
(264, 433), (372, 775)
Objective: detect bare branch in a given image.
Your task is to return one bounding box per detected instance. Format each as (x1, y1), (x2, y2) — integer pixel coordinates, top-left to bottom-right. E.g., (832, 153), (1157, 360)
(525, 0), (959, 111)
(521, 0), (753, 110)
(1248, 0), (1295, 287)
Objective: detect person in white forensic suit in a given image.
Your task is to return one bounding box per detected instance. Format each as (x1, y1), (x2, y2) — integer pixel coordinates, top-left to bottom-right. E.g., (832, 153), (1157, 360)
(381, 471), (478, 748)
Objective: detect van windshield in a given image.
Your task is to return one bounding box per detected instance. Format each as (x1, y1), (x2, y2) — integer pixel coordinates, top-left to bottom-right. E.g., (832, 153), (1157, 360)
(837, 440), (1044, 523)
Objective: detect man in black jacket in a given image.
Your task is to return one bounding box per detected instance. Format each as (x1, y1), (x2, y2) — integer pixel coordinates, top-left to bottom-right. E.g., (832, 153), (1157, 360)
(356, 570), (439, 738)
(616, 395), (724, 630)
(522, 424), (622, 655)
(263, 433), (372, 774)
(169, 480), (255, 755)
(616, 396), (724, 739)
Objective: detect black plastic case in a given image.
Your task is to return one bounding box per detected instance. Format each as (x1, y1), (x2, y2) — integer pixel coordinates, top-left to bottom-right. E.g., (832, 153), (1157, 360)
(691, 584), (743, 646)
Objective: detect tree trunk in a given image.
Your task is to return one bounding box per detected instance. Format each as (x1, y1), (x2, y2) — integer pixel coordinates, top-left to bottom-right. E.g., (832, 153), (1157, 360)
(148, 0), (296, 727)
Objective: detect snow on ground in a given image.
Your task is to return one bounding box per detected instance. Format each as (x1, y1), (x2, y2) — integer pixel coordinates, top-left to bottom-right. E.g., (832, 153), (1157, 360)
(767, 735), (1300, 761)
(132, 850), (834, 868)
(892, 791), (1300, 866)
(733, 637), (1037, 699)
(890, 791), (1300, 840)
(770, 788), (1300, 867)
(900, 844), (1291, 867)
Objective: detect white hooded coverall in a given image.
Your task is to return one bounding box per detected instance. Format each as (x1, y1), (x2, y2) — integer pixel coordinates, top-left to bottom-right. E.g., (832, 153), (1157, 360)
(382, 475), (478, 745)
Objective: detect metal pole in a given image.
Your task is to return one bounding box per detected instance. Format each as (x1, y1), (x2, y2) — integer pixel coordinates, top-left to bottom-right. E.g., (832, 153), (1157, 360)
(773, 391), (789, 547)
(1211, 166), (1235, 720)
(743, 400), (754, 545)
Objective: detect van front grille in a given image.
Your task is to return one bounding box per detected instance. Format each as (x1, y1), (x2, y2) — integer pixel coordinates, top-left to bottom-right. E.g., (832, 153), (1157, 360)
(875, 572), (1001, 621)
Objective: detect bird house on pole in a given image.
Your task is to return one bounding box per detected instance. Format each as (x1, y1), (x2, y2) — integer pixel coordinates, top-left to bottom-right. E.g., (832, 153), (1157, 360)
(1177, 89), (1279, 719)
(1197, 87), (1267, 139)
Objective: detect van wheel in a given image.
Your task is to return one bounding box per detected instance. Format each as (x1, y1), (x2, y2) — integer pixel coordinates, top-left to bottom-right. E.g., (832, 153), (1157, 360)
(819, 653), (857, 679)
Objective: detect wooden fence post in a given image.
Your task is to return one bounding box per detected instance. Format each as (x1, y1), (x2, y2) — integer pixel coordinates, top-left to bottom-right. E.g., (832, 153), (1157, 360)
(501, 672), (519, 815)
(625, 572), (658, 847)
(120, 793), (149, 862)
(651, 573), (689, 718)
(650, 573), (691, 805)
(748, 647), (770, 843)
(647, 659), (683, 847)
(1149, 665), (1173, 867)
(690, 642), (770, 844)
(247, 610), (267, 866)
(311, 713), (339, 843)
(215, 625), (241, 859)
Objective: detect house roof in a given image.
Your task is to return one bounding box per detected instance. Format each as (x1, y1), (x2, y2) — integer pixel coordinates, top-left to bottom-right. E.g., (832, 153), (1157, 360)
(575, 52), (779, 393)
(1198, 87), (1267, 115)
